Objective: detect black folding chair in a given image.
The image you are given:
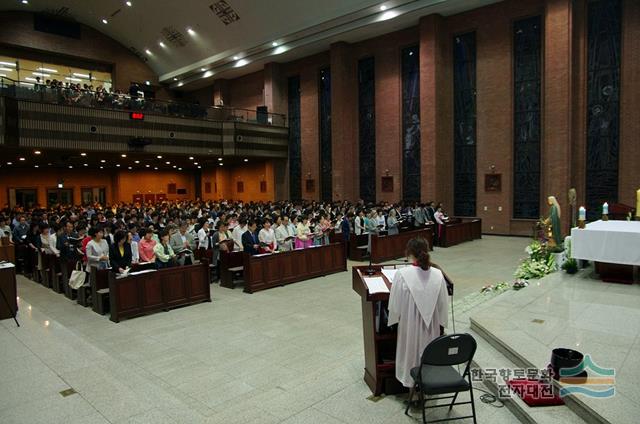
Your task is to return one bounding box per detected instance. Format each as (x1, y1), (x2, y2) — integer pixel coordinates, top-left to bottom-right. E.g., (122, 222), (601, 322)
(405, 333), (477, 424)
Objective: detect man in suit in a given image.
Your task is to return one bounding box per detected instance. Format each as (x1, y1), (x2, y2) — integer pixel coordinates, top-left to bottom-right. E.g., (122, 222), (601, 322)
(241, 220), (259, 255)
(170, 221), (196, 265)
(425, 201), (437, 224)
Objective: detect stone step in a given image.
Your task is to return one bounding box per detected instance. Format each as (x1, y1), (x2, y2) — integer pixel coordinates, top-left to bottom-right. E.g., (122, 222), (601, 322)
(470, 317), (606, 424)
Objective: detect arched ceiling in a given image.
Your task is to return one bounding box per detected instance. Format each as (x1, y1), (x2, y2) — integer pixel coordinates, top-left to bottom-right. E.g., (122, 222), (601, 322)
(1, 0), (501, 90)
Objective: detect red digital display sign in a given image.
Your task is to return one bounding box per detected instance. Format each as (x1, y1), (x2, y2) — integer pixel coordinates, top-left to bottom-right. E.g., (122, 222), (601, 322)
(130, 112), (145, 120)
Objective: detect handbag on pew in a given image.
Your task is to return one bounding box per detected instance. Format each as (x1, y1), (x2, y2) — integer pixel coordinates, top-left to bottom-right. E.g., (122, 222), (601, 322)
(68, 262), (87, 290)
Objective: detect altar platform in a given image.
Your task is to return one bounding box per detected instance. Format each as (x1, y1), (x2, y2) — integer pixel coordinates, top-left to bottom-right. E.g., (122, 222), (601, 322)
(469, 267), (640, 424)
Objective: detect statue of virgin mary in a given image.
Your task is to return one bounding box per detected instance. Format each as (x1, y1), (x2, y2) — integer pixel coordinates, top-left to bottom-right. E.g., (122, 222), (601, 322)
(545, 196), (562, 247)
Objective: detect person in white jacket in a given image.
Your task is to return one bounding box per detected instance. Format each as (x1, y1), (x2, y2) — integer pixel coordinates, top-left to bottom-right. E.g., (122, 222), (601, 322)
(388, 238), (449, 388)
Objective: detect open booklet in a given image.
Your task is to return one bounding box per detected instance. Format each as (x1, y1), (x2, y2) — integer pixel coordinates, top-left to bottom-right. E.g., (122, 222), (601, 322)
(175, 249), (193, 256)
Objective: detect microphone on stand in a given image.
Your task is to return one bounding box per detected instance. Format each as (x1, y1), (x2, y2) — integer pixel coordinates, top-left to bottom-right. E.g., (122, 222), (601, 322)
(366, 254), (376, 276)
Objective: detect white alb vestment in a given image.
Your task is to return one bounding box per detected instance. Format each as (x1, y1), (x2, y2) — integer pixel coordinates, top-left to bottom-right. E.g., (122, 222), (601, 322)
(388, 266), (449, 387)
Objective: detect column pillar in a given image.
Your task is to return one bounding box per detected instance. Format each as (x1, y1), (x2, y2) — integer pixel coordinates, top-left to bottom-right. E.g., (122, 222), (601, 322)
(544, 0), (574, 233)
(330, 41), (358, 201)
(419, 14), (452, 206)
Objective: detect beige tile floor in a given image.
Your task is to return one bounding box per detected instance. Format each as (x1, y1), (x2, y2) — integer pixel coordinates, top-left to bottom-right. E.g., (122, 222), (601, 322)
(0, 236), (529, 424)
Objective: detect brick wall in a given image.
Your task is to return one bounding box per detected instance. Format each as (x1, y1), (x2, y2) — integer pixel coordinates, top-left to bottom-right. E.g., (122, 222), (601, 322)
(228, 71), (265, 111)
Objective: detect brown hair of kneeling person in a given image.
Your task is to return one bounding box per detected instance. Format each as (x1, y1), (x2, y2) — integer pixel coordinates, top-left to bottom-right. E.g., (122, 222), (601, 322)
(405, 237), (431, 270)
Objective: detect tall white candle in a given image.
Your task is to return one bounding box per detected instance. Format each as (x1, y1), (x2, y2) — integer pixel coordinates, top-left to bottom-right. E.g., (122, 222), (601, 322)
(579, 206), (586, 220)
(603, 202), (609, 215)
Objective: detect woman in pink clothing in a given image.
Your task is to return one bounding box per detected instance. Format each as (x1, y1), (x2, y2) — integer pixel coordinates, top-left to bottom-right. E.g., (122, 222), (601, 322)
(138, 228), (157, 263)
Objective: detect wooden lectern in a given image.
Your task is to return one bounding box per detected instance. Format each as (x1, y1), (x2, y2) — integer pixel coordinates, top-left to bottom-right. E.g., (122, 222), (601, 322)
(352, 263), (453, 396)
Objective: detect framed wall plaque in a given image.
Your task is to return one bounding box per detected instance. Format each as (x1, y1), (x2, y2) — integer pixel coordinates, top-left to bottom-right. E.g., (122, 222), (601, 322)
(305, 179), (315, 193)
(381, 176), (394, 193)
(485, 173), (502, 192)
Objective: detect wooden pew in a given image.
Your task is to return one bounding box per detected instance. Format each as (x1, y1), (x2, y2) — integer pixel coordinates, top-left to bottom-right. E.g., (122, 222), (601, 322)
(242, 243), (346, 293)
(108, 261), (211, 323)
(370, 226), (434, 263)
(90, 262), (158, 314)
(438, 218), (482, 247)
(348, 233), (370, 261)
(0, 237), (15, 263)
(219, 250), (244, 289)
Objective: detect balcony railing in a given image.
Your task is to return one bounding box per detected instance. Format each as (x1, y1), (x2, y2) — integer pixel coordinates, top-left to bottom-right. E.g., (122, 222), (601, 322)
(0, 77), (287, 127)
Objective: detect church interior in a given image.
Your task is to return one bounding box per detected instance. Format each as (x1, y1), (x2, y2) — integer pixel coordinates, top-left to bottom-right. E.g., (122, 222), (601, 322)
(0, 0), (639, 423)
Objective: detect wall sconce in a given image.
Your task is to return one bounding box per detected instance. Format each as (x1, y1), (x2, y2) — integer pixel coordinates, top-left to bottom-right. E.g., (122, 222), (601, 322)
(306, 172), (311, 178)
(489, 164), (496, 172)
(384, 169), (390, 177)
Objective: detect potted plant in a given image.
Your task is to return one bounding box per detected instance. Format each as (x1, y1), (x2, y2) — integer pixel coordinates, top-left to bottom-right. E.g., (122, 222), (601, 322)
(562, 257), (578, 274)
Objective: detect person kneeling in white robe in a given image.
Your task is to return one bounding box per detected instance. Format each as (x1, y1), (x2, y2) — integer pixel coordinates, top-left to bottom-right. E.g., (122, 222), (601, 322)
(388, 237), (450, 388)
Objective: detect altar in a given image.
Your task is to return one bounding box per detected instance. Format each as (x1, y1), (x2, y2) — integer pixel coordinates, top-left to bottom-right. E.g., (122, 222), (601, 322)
(571, 220), (640, 283)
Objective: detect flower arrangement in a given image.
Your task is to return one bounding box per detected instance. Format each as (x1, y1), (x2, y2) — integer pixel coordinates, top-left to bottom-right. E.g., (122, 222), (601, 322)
(512, 278), (529, 290)
(515, 240), (556, 279)
(480, 281), (510, 294)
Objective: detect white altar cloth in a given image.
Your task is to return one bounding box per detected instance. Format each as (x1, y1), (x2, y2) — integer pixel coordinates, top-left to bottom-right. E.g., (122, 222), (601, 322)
(571, 220), (640, 266)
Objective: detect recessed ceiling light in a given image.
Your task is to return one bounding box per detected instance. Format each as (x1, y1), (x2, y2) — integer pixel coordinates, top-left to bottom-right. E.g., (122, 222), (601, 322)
(145, 164), (150, 168)
(128, 166), (132, 170)
(145, 80), (150, 85)
(197, 165), (201, 169)
(154, 167), (158, 170)
(34, 150), (41, 155)
(219, 163), (223, 166)
(271, 41), (278, 47)
(188, 156), (194, 160)
(187, 27), (196, 35)
(193, 162), (198, 165)
(68, 165), (73, 169)
(172, 77), (177, 81)
(83, 163), (88, 167)
(6, 162), (12, 165)
(243, 158), (248, 162)
(100, 159), (106, 163)
(121, 154), (127, 158)
(173, 165), (177, 168)
(145, 49), (152, 55)
(233, 56), (239, 60)
(235, 59), (248, 68)
(126, 1), (132, 6)
(178, 167), (182, 171)
(21, 0), (28, 4)
(116, 164), (121, 167)
(218, 157), (223, 161)
(165, 161), (170, 164)
(19, 157), (25, 161)
(159, 41), (166, 48)
(157, 155), (162, 159)
(99, 166), (104, 169)
(134, 160), (140, 164)
(200, 68), (206, 72)
(102, 18), (108, 24)
(177, 82), (183, 87)
(81, 152), (87, 156)
(380, 5), (387, 11)
(34, 165), (39, 168)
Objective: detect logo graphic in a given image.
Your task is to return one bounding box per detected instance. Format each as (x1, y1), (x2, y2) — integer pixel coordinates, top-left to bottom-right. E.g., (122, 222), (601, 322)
(558, 354), (615, 398)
